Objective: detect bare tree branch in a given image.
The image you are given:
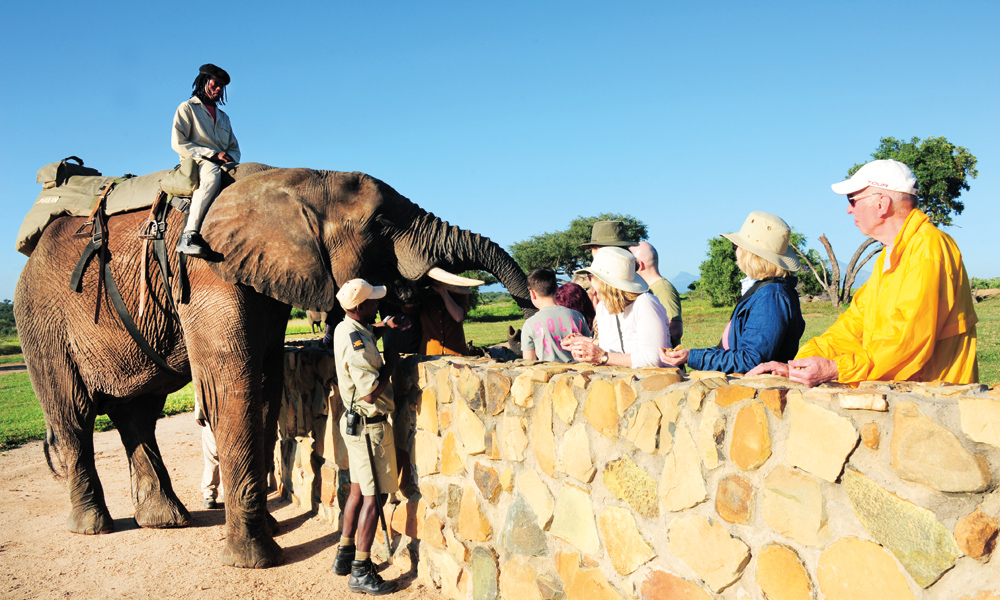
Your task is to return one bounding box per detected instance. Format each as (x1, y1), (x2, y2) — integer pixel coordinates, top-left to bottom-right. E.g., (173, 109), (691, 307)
(843, 243), (883, 295)
(818, 235), (842, 307)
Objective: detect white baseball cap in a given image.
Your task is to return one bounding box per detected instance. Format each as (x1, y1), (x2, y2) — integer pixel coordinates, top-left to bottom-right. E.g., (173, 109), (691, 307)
(831, 159), (919, 196)
(336, 278), (386, 310)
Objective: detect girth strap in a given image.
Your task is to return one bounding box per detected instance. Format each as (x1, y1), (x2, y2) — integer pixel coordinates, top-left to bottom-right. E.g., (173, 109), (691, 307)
(101, 257), (179, 374)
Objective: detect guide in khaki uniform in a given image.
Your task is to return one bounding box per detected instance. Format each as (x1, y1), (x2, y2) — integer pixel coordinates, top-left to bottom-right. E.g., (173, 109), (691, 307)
(330, 278), (409, 595)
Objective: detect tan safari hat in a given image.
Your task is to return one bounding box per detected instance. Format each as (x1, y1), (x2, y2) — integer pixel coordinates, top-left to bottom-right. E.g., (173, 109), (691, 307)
(720, 212), (801, 272)
(575, 247), (648, 293)
(336, 278), (386, 310)
(581, 221), (638, 248)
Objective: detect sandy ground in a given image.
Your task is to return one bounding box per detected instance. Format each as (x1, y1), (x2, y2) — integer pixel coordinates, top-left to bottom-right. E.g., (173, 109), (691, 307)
(0, 412), (442, 600)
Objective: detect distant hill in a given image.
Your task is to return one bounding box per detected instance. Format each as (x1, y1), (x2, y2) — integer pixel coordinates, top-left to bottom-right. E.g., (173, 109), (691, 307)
(670, 271), (698, 291)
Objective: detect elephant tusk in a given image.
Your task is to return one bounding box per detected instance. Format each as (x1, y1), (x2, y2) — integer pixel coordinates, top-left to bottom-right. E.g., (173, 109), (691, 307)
(426, 267), (484, 287)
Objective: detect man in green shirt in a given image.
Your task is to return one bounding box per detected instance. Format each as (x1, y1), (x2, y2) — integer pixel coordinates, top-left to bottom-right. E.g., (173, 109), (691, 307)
(630, 241), (683, 344)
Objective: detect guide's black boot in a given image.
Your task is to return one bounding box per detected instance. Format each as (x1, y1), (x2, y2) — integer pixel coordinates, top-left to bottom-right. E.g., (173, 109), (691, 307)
(175, 231), (212, 258)
(348, 558), (396, 595)
(331, 544), (355, 576)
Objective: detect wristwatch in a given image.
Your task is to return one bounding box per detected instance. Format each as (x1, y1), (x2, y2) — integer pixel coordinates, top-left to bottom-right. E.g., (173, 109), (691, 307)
(598, 351), (609, 365)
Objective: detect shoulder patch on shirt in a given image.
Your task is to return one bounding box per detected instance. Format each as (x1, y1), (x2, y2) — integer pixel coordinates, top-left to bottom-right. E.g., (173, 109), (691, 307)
(349, 331), (365, 351)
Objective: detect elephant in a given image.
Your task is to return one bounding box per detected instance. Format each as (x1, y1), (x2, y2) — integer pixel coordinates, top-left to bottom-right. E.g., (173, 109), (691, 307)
(305, 310), (327, 334)
(14, 163), (531, 568)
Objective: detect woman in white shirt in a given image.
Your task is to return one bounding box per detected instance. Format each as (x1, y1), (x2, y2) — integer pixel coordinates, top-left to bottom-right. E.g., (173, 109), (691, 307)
(562, 247), (671, 368)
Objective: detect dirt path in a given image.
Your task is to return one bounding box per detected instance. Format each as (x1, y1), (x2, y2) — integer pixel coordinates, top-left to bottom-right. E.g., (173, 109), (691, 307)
(0, 412), (442, 600)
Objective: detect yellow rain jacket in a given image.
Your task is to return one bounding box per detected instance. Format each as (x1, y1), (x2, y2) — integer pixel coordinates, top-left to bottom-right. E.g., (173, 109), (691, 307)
(797, 209), (978, 384)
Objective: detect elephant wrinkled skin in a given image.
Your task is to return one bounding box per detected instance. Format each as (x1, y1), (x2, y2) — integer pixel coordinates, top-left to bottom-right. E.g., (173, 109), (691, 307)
(14, 164), (530, 568)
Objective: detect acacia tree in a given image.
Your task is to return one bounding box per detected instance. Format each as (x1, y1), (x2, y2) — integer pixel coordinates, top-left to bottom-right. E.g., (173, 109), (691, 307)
(697, 237), (740, 307)
(796, 136), (978, 307)
(510, 213), (648, 276)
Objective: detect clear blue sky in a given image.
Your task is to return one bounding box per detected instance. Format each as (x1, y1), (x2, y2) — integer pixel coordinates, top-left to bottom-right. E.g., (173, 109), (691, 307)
(2, 1), (998, 301)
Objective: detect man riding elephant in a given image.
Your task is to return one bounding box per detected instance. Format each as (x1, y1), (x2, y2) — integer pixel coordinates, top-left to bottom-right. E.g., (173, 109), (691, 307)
(171, 63), (240, 258)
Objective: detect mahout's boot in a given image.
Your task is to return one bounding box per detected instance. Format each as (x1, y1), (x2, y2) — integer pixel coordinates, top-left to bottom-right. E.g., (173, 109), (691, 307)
(331, 544), (355, 576)
(347, 558), (396, 595)
(175, 231), (212, 258)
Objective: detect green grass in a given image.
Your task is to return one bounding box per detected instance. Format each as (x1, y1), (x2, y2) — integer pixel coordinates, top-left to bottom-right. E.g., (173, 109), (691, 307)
(678, 296), (846, 350)
(976, 296), (1000, 387)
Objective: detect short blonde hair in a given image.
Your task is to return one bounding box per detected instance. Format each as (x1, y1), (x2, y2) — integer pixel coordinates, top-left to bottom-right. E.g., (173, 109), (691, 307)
(598, 285), (642, 315)
(737, 247), (790, 280)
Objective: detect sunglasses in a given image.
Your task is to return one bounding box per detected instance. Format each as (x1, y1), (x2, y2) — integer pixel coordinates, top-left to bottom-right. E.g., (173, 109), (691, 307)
(848, 192), (882, 207)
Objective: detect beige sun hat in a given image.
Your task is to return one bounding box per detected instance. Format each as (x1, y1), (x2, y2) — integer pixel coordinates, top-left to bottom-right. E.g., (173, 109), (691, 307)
(336, 278), (387, 310)
(720, 212), (801, 272)
(574, 247), (648, 293)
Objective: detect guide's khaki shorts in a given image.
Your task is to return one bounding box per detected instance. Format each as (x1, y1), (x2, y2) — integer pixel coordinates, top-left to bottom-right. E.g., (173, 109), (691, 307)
(340, 414), (399, 496)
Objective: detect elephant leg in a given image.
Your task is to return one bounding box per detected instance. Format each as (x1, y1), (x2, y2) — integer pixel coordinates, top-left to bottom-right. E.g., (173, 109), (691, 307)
(106, 395), (191, 528)
(28, 351), (113, 534)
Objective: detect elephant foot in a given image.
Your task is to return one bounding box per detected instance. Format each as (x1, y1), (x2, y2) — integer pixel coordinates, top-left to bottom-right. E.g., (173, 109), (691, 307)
(67, 505), (114, 535)
(219, 535), (284, 569)
(134, 491), (192, 529)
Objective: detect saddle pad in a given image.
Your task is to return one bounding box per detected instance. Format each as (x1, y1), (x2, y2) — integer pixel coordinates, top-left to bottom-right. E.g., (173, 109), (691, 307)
(17, 169), (174, 256)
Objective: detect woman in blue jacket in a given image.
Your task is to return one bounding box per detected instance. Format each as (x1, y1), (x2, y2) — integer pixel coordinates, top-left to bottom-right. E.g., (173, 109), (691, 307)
(660, 212), (805, 374)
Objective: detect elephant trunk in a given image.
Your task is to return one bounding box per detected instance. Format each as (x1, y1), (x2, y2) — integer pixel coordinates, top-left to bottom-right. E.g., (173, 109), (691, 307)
(395, 211), (533, 315)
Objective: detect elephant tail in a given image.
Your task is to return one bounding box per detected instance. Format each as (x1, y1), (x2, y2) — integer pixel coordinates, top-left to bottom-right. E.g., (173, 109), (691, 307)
(43, 424), (66, 479)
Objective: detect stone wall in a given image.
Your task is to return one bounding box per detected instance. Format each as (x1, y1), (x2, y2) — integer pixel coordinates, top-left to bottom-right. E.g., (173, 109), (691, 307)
(276, 347), (1000, 600)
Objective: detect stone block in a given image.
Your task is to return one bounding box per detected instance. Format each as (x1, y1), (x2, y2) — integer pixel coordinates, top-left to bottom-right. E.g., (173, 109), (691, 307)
(755, 543), (812, 600)
(785, 395), (858, 483)
(500, 466), (514, 493)
(640, 571), (711, 600)
(558, 422), (597, 483)
(763, 465), (825, 547)
(446, 526), (470, 563)
(441, 431), (467, 476)
(501, 494), (548, 556)
(447, 484), (462, 519)
(417, 387), (439, 434)
(474, 462), (501, 504)
(697, 401), (726, 469)
(959, 396), (1000, 448)
(390, 499), (426, 539)
(550, 484), (600, 555)
(838, 390), (888, 411)
(714, 384), (756, 407)
(659, 423), (707, 512)
(517, 469), (554, 529)
(531, 388), (557, 476)
(731, 401), (771, 471)
(483, 422), (501, 460)
(423, 513), (446, 549)
(414, 430), (440, 476)
(553, 375), (579, 425)
(687, 381), (710, 412)
(471, 546), (499, 600)
(912, 382), (985, 398)
(458, 367), (485, 410)
(485, 371), (511, 416)
(599, 506), (656, 575)
(623, 400), (661, 454)
(861, 422), (879, 450)
(603, 455), (659, 518)
(499, 557), (543, 600)
(758, 388), (788, 417)
(586, 379), (619, 438)
(320, 464), (337, 506)
(654, 389), (686, 432)
(457, 399), (487, 455)
(642, 372), (685, 391)
(555, 551), (623, 600)
(844, 469), (960, 587)
(573, 371), (592, 389)
(690, 370), (727, 380)
(502, 415), (528, 462)
(458, 485), (493, 542)
(817, 537), (915, 600)
(891, 401), (990, 492)
(716, 474), (753, 524)
(512, 373), (536, 408)
(955, 507), (998, 562)
(436, 366), (453, 404)
(615, 377), (638, 415)
(439, 403), (455, 430)
(439, 550), (468, 599)
(667, 514), (750, 593)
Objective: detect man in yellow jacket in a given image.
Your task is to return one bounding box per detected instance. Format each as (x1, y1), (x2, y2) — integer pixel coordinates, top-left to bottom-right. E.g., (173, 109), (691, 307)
(749, 159), (978, 386)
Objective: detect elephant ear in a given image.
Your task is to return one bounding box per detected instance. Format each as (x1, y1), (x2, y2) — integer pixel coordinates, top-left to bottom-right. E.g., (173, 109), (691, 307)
(201, 168), (340, 311)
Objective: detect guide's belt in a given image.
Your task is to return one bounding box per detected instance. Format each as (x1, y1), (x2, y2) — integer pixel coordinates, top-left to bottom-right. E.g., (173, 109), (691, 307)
(361, 414), (388, 424)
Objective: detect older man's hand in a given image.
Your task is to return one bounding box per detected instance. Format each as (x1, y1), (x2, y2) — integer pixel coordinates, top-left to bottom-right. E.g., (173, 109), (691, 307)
(786, 357), (839, 387)
(746, 361), (790, 378)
